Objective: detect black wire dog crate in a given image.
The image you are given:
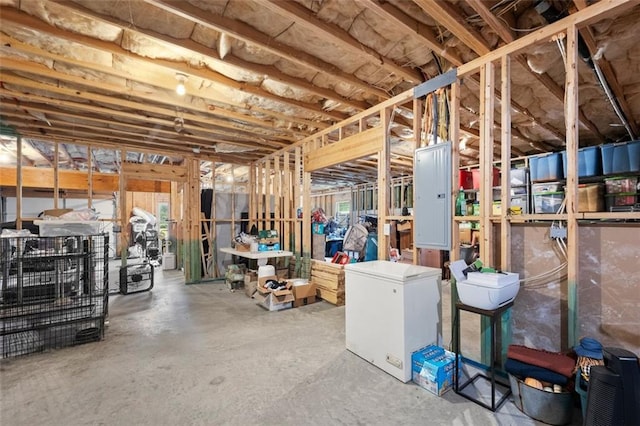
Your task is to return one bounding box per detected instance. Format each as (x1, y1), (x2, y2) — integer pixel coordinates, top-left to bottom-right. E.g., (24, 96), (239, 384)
(0, 233), (109, 358)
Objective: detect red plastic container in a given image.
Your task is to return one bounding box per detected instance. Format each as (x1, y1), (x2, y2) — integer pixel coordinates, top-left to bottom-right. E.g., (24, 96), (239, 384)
(459, 170), (474, 189)
(472, 168), (500, 189)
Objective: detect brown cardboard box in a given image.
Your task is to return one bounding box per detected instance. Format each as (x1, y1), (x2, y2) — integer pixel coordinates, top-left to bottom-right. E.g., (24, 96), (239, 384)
(255, 275), (294, 311)
(290, 281), (317, 308)
(245, 271), (258, 297)
(459, 228), (472, 244)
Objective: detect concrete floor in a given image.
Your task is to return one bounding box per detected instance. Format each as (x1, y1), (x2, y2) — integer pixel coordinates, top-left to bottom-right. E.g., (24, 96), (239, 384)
(1, 267), (579, 425)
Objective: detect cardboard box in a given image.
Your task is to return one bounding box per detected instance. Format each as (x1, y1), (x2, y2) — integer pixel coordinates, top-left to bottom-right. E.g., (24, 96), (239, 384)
(459, 228), (472, 244)
(244, 276), (258, 297)
(257, 275), (290, 294)
(290, 281), (317, 308)
(412, 345), (458, 396)
(257, 292), (294, 311)
(256, 275), (294, 311)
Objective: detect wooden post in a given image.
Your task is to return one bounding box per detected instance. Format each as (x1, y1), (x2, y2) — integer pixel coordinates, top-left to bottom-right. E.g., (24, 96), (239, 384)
(302, 142), (312, 278)
(378, 107), (391, 261)
(249, 163), (257, 233)
(87, 145), (93, 210)
(500, 54), (513, 365)
(257, 162), (264, 231)
(479, 62), (496, 366)
(479, 62), (495, 268)
(274, 156), (282, 247)
(295, 146), (302, 257)
(16, 136), (22, 230)
(283, 150), (291, 252)
(265, 159), (272, 231)
(450, 81), (461, 262)
(53, 142), (59, 209)
(565, 24), (580, 351)
(413, 98), (424, 151)
(500, 55), (512, 271)
(119, 150), (128, 266)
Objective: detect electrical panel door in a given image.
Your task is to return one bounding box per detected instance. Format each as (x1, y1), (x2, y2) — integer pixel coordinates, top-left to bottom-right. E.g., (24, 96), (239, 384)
(414, 143), (452, 250)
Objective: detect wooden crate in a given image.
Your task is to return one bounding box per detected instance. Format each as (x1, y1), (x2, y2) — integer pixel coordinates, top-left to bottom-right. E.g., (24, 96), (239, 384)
(316, 286), (345, 306)
(311, 260), (345, 305)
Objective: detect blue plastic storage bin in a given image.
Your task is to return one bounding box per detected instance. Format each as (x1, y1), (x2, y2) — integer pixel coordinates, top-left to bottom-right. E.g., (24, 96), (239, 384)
(530, 153), (564, 182)
(601, 140), (640, 174)
(561, 146), (602, 178)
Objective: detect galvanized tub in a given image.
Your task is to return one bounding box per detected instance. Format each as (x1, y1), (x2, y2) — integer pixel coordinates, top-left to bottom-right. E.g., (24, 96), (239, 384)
(509, 374), (573, 425)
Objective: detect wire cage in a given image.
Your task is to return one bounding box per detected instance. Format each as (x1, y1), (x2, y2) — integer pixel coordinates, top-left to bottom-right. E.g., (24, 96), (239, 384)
(0, 233), (109, 358)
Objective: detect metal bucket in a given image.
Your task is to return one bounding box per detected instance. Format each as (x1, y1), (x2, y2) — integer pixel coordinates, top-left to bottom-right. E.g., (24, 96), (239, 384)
(509, 374), (573, 425)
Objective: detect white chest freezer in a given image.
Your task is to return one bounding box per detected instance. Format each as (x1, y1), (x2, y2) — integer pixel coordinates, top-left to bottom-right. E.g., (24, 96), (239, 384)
(345, 260), (442, 382)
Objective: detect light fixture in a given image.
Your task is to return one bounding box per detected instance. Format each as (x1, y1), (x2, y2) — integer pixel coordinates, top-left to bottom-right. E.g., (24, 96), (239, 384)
(175, 72), (187, 96)
(192, 146), (200, 154)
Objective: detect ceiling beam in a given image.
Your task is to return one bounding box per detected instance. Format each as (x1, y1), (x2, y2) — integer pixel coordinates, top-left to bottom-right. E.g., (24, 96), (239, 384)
(359, 0), (463, 67)
(0, 70), (296, 146)
(20, 4), (367, 116)
(1, 34), (341, 128)
(0, 91), (287, 149)
(1, 100), (261, 151)
(461, 0), (605, 142)
(414, 0), (491, 56)
(139, 0), (391, 100)
(259, 0), (423, 83)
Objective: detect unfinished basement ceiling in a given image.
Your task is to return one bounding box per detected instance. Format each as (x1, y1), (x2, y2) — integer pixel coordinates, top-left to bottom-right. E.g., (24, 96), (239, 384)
(1, 0), (639, 188)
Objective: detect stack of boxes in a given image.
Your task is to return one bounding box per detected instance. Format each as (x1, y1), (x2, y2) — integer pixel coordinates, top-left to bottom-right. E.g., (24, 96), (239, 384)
(257, 230), (280, 251)
(604, 176), (639, 212)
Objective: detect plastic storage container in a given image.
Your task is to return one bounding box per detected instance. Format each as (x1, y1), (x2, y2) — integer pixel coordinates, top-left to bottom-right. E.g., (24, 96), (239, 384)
(604, 176), (639, 194)
(459, 170), (474, 190)
(530, 153), (564, 182)
(510, 167), (529, 186)
(561, 146), (602, 178)
(605, 193), (637, 211)
(532, 182), (564, 214)
(577, 183), (604, 212)
(601, 140), (640, 174)
(471, 167), (499, 189)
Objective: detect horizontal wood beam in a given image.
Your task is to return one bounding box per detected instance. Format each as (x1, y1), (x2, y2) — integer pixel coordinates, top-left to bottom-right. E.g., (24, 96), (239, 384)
(0, 166), (170, 192)
(122, 162), (188, 182)
(305, 126), (384, 171)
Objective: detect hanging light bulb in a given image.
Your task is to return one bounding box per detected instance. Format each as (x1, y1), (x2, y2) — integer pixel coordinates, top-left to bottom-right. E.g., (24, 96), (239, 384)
(175, 73), (187, 96)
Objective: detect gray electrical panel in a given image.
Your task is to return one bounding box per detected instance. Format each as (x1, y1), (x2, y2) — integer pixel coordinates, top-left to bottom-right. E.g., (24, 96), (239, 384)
(414, 143), (452, 250)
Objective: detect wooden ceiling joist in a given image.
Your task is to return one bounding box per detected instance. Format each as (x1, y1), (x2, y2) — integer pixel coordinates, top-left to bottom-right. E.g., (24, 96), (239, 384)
(143, 0), (394, 100)
(259, 0), (424, 83)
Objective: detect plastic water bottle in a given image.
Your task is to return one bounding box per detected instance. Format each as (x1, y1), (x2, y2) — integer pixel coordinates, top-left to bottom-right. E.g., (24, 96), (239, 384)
(456, 187), (466, 216)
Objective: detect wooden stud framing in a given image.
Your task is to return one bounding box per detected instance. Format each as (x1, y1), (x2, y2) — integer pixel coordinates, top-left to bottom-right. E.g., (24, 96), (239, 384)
(378, 107), (391, 261)
(283, 151), (291, 252)
(53, 142), (59, 209)
(294, 146), (302, 256)
(119, 150), (127, 264)
(500, 56), (512, 270)
(565, 24), (580, 350)
(16, 136), (22, 230)
(87, 145), (93, 209)
(450, 81), (461, 261)
(479, 62), (495, 268)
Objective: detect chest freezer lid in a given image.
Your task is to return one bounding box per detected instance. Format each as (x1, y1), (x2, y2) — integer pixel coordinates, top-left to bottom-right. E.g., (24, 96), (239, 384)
(465, 271), (519, 288)
(345, 260), (441, 281)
